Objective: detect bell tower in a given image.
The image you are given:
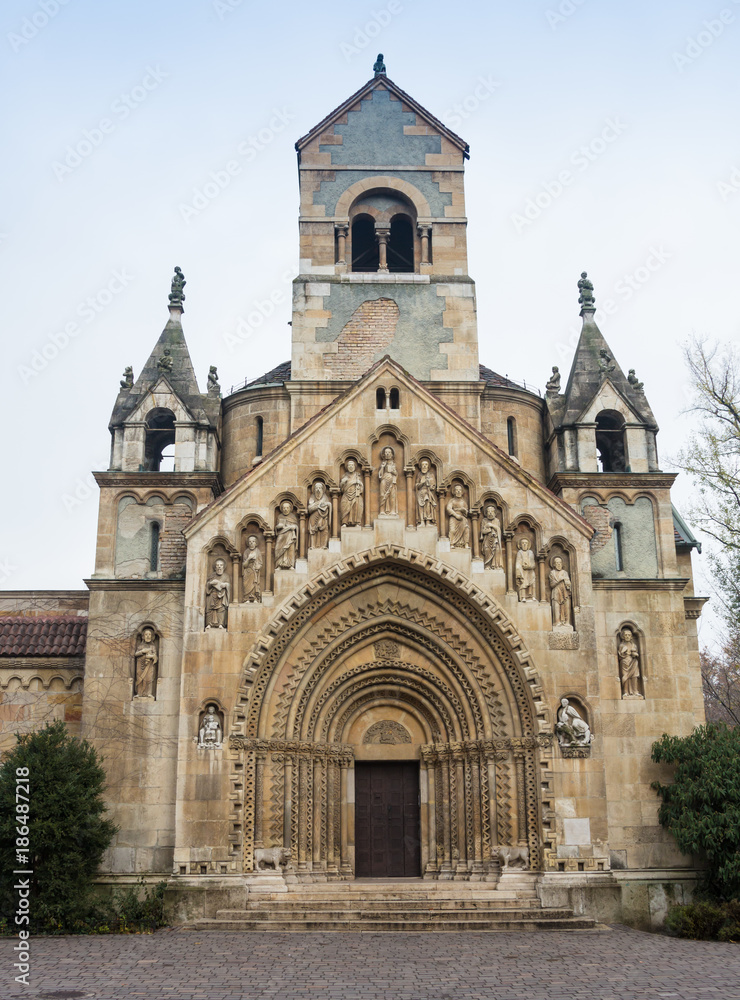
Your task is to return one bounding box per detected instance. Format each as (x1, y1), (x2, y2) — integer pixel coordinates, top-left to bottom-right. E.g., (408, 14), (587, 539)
(291, 58), (479, 383)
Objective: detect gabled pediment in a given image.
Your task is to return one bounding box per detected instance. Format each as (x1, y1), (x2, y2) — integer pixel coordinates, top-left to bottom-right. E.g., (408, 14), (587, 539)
(574, 378), (649, 426)
(124, 379), (200, 426)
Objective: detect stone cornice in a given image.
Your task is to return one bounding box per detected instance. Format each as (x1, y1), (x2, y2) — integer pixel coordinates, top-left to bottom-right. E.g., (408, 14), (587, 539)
(0, 590), (89, 602)
(84, 578), (186, 592)
(592, 578), (689, 592)
(548, 472), (677, 493)
(684, 596), (710, 619)
(93, 471), (224, 495)
(222, 383), (290, 410)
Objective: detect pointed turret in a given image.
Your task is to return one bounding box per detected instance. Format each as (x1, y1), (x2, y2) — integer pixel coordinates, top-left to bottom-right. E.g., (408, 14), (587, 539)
(546, 272), (659, 475)
(108, 268), (220, 472)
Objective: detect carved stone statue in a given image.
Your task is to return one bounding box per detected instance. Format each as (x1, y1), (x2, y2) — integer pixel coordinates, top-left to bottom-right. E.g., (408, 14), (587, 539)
(415, 459), (437, 526)
(169, 265), (186, 307)
(446, 484), (470, 548)
(480, 504), (503, 570)
(307, 482), (331, 549)
(157, 349), (174, 374)
(627, 369), (644, 391)
(133, 626), (158, 698)
(339, 458), (364, 526)
(198, 704), (222, 747)
(242, 535), (262, 603)
(207, 365), (220, 394)
(120, 365), (134, 390)
(598, 348), (616, 376)
(556, 697), (592, 747)
(577, 271), (595, 308)
(205, 558), (230, 629)
(549, 556), (573, 629)
(515, 537), (536, 601)
(545, 366), (561, 394)
(618, 627), (642, 698)
(275, 500), (298, 570)
(373, 53), (386, 74)
(378, 447), (398, 516)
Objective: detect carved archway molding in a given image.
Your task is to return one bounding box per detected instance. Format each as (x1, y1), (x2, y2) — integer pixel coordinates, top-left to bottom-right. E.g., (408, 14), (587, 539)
(226, 544), (555, 873)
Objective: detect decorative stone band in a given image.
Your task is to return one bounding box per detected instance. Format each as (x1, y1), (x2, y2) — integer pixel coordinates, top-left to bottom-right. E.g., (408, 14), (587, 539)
(559, 745), (591, 759)
(229, 736), (354, 767)
(420, 735), (553, 763)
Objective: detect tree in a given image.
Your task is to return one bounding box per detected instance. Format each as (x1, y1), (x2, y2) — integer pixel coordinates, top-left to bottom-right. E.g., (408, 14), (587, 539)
(701, 643), (740, 727)
(0, 720), (117, 931)
(652, 723), (740, 900)
(679, 337), (740, 637)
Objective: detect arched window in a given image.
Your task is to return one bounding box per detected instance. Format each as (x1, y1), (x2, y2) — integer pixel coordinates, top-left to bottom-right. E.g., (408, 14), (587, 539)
(596, 411), (627, 471)
(387, 215), (414, 272)
(143, 408), (176, 471)
(255, 416), (264, 457)
(376, 388), (387, 409)
(613, 522), (624, 572)
(351, 215), (379, 272)
(507, 417), (518, 458)
(389, 387), (400, 409)
(150, 521), (160, 573)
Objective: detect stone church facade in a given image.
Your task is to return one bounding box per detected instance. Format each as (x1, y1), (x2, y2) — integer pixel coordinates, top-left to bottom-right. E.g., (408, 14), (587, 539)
(0, 66), (707, 927)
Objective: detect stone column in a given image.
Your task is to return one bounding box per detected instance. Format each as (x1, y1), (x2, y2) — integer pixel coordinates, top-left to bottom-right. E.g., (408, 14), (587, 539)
(418, 225), (431, 265)
(329, 488), (340, 539)
(264, 531), (275, 594)
(254, 752), (266, 846)
(453, 744), (468, 879)
(297, 756), (309, 872)
(326, 758), (337, 876)
(313, 757), (323, 870)
(437, 489), (448, 538)
(339, 758), (352, 877)
(283, 756), (293, 853)
(335, 224), (348, 265)
(504, 531), (515, 595)
(230, 552), (241, 604)
(404, 468), (415, 528)
(439, 748), (453, 879)
(376, 227), (390, 273)
(421, 750), (437, 878)
(362, 467), (372, 527)
(537, 551), (547, 604)
(471, 509), (481, 559)
(514, 752), (527, 845)
(298, 510), (307, 559)
(469, 752), (484, 879)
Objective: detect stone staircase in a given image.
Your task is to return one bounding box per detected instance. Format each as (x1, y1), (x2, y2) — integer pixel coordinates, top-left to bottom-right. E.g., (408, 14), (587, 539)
(186, 878), (603, 932)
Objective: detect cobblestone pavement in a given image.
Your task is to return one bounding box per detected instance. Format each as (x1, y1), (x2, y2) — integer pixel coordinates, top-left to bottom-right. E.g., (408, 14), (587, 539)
(3, 926), (740, 1000)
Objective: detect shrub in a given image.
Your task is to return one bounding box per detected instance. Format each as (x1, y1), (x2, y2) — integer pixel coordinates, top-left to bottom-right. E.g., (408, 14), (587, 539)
(666, 900), (740, 941)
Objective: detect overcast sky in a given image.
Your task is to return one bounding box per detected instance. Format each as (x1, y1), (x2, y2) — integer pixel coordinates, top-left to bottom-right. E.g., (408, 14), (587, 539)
(2, 0), (737, 646)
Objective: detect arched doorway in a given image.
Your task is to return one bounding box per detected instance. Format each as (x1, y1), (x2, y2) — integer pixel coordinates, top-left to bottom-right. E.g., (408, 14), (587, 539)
(230, 549), (552, 881)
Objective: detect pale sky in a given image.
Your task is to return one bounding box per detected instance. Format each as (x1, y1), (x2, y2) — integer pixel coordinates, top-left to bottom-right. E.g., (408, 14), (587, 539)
(2, 0), (738, 648)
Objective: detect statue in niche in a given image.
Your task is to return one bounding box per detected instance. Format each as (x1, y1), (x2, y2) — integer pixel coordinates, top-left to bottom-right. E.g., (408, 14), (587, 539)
(133, 626), (158, 698)
(339, 458), (364, 526)
(549, 556), (573, 629)
(480, 504), (503, 570)
(205, 557), (230, 629)
(515, 537), (536, 601)
(618, 627), (642, 698)
(556, 697), (592, 747)
(415, 458), (437, 526)
(307, 482), (331, 549)
(275, 500), (298, 569)
(545, 366), (561, 394)
(241, 535), (262, 603)
(446, 484), (470, 548)
(378, 447), (398, 516)
(198, 704), (222, 748)
(120, 365), (134, 390)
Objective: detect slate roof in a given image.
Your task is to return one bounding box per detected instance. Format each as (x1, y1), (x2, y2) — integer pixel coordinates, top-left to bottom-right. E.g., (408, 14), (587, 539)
(673, 506), (701, 552)
(0, 616), (87, 657)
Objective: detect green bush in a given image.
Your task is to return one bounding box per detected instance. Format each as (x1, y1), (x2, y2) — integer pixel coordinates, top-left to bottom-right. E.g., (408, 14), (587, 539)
(666, 900), (740, 941)
(651, 723), (740, 900)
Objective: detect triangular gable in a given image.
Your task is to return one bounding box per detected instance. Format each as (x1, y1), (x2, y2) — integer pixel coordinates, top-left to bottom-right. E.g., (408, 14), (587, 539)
(124, 378), (200, 426)
(185, 356), (592, 539)
(572, 377), (650, 427)
(295, 75), (469, 159)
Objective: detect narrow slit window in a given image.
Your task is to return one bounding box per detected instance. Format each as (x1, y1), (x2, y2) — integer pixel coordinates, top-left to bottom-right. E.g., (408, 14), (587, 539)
(255, 416), (263, 457)
(507, 417), (517, 457)
(614, 523), (624, 572)
(376, 388), (386, 409)
(150, 522), (160, 573)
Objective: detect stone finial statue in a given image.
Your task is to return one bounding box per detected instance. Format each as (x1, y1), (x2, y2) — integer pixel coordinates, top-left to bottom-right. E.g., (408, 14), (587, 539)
(242, 535), (263, 603)
(275, 501), (298, 570)
(157, 349), (174, 374)
(618, 627), (642, 698)
(549, 556), (573, 629)
(169, 266), (186, 307)
(198, 704), (222, 747)
(515, 537), (536, 601)
(205, 558), (230, 629)
(340, 458), (364, 526)
(556, 697), (592, 747)
(577, 271), (595, 308)
(627, 369), (644, 391)
(133, 626), (158, 698)
(480, 504), (503, 570)
(446, 484), (470, 548)
(373, 53), (386, 75)
(545, 366), (561, 394)
(207, 365), (220, 394)
(598, 348), (615, 376)
(378, 447), (398, 516)
(415, 459), (437, 527)
(308, 482), (331, 549)
(120, 365), (134, 390)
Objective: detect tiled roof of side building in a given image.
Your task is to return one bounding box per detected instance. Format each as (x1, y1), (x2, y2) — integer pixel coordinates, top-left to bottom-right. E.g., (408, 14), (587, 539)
(0, 616), (87, 657)
(237, 362), (534, 393)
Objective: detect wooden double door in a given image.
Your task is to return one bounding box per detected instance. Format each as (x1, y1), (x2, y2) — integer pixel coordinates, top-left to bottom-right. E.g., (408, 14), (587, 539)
(354, 761), (421, 877)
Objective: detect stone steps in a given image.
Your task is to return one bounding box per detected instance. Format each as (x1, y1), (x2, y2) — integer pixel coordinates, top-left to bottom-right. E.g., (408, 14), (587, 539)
(191, 912), (600, 933)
